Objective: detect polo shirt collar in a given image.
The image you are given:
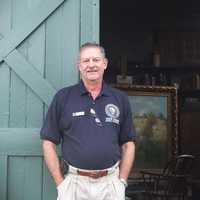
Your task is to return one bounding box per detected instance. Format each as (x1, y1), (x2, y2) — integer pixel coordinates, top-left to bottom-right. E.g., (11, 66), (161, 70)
(79, 81), (88, 95)
(79, 80), (111, 97)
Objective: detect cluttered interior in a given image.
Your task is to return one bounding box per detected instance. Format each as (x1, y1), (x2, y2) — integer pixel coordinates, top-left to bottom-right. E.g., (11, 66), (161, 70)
(100, 0), (200, 199)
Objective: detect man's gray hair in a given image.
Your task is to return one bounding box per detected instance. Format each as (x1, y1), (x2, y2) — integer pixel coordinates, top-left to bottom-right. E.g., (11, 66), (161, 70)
(79, 42), (106, 58)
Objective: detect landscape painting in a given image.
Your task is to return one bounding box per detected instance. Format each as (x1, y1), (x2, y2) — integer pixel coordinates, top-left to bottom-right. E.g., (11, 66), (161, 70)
(117, 85), (178, 174)
(129, 94), (168, 169)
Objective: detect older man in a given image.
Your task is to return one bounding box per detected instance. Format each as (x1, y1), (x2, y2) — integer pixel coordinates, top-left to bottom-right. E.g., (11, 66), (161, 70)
(40, 42), (136, 200)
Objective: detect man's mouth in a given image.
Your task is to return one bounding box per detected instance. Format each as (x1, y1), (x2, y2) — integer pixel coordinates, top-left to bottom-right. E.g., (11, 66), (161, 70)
(87, 70), (97, 73)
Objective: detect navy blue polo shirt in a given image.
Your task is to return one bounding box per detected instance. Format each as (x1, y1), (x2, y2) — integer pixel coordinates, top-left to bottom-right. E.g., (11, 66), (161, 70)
(40, 81), (136, 170)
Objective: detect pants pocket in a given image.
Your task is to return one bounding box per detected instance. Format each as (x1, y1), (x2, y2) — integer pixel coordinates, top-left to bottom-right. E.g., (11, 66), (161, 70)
(57, 179), (66, 191)
(57, 174), (72, 200)
(111, 177), (125, 200)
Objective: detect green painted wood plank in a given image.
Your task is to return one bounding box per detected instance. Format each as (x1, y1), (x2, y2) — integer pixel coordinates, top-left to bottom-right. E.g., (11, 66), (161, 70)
(45, 5), (64, 90)
(8, 156), (25, 200)
(26, 90), (43, 127)
(9, 70), (26, 127)
(80, 0), (99, 44)
(28, 24), (45, 74)
(5, 50), (56, 106)
(0, 128), (40, 133)
(7, 156), (44, 200)
(0, 0), (11, 35)
(0, 128), (61, 156)
(26, 25), (45, 127)
(0, 128), (42, 155)
(12, 0), (45, 32)
(61, 0), (79, 87)
(28, 0), (45, 9)
(92, 0), (100, 42)
(45, 0), (79, 89)
(23, 157), (43, 200)
(0, 155), (8, 200)
(81, 0), (93, 44)
(11, 0), (30, 31)
(0, 64), (10, 127)
(42, 162), (57, 200)
(0, 0), (65, 62)
(10, 0), (29, 128)
(15, 25), (45, 127)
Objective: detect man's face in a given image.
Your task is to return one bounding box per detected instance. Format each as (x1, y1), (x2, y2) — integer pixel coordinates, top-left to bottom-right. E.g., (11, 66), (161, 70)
(78, 47), (108, 83)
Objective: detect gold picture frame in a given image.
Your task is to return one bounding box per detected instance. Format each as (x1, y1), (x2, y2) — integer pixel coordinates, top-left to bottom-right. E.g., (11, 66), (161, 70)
(116, 85), (179, 177)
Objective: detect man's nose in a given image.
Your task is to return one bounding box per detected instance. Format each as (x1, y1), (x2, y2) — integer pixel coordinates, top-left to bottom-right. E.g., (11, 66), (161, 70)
(88, 59), (95, 66)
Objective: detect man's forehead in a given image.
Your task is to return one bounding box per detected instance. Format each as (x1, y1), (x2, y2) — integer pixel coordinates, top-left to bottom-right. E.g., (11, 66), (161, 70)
(80, 47), (102, 57)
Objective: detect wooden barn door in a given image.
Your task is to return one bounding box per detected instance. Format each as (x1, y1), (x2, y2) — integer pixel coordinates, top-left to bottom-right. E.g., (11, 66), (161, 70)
(0, 0), (99, 200)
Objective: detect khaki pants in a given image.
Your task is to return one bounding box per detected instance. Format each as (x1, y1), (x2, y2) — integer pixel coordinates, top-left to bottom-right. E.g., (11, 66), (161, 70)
(57, 164), (125, 200)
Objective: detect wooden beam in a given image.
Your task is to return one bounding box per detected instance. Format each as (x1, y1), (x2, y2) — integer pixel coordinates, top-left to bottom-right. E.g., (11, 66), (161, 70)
(5, 50), (56, 106)
(0, 128), (41, 155)
(0, 128), (61, 156)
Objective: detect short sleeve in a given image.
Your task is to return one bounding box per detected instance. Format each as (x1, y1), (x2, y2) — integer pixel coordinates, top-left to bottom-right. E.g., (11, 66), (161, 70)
(40, 92), (62, 144)
(119, 94), (136, 145)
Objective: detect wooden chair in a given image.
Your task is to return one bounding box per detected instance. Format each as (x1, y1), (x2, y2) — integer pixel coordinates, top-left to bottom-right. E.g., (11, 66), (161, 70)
(140, 154), (195, 200)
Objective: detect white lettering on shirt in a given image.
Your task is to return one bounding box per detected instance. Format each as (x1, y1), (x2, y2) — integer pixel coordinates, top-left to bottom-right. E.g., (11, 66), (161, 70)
(72, 111), (85, 117)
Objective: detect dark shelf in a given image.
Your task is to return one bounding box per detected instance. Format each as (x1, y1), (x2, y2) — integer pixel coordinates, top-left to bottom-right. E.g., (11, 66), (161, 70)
(180, 89), (200, 98)
(127, 64), (200, 71)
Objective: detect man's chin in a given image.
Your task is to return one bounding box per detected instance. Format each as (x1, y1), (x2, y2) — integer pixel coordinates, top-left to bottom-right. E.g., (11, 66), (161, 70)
(86, 78), (101, 83)
(87, 76), (99, 81)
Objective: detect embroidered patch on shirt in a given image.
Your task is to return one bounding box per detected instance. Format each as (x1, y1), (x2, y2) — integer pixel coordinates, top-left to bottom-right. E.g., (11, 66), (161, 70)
(72, 111), (85, 117)
(105, 117), (120, 125)
(105, 104), (120, 119)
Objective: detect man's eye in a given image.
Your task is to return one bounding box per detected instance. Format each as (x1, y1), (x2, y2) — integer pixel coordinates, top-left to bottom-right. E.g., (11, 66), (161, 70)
(93, 58), (101, 62)
(82, 59), (89, 63)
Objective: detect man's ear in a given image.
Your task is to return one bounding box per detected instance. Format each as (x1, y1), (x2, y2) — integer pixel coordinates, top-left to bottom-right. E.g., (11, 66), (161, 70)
(76, 59), (81, 71)
(104, 58), (108, 69)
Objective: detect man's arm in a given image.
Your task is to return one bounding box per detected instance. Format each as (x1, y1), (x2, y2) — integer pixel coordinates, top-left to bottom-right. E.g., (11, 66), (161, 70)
(119, 141), (135, 181)
(43, 140), (64, 186)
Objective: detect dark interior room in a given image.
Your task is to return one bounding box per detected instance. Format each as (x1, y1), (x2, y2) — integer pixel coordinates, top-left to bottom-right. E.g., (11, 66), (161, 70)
(100, 0), (200, 199)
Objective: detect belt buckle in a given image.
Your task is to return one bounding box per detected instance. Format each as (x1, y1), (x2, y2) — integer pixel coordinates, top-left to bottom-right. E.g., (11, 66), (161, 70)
(92, 171), (107, 179)
(77, 170), (108, 179)
(90, 171), (100, 179)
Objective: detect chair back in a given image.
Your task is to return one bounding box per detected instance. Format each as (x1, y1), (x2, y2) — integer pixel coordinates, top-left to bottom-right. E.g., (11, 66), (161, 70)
(163, 154), (195, 196)
(174, 154), (195, 175)
(163, 154), (195, 176)
(141, 154), (195, 199)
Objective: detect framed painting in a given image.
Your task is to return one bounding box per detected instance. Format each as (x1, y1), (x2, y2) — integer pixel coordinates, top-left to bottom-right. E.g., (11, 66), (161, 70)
(116, 85), (179, 176)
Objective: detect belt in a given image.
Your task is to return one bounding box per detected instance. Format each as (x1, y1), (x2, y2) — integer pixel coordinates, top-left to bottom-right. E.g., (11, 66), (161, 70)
(66, 161), (119, 179)
(77, 170), (108, 179)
